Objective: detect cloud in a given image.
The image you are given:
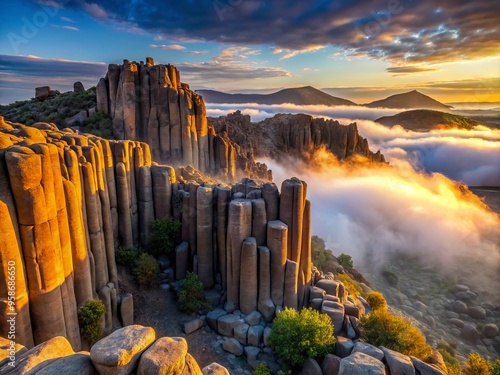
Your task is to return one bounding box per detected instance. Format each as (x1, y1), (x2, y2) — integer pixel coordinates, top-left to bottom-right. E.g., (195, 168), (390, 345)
(44, 0), (500, 67)
(206, 102), (500, 186)
(177, 47), (291, 83)
(275, 45), (326, 60)
(60, 16), (76, 22)
(61, 25), (79, 31)
(149, 44), (186, 50)
(185, 50), (209, 56)
(265, 152), (500, 293)
(386, 66), (439, 74)
(0, 54), (106, 104)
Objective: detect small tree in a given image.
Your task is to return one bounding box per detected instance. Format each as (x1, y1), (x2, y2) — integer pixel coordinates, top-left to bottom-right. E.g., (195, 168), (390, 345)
(269, 307), (336, 368)
(464, 353), (493, 375)
(252, 362), (272, 375)
(366, 291), (387, 311)
(337, 253), (353, 268)
(150, 217), (181, 257)
(133, 253), (160, 287)
(177, 272), (210, 313)
(78, 299), (106, 345)
(116, 247), (139, 269)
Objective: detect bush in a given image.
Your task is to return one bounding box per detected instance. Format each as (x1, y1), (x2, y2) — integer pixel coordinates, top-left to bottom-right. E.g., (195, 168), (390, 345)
(366, 291), (387, 311)
(312, 235), (336, 273)
(177, 272), (210, 313)
(133, 253), (160, 287)
(337, 253), (353, 268)
(149, 217), (181, 257)
(116, 247), (139, 268)
(360, 309), (432, 362)
(492, 360), (500, 375)
(464, 353), (492, 375)
(252, 362), (272, 375)
(84, 111), (113, 138)
(269, 307), (336, 368)
(337, 273), (361, 299)
(381, 270), (399, 286)
(78, 299), (106, 345)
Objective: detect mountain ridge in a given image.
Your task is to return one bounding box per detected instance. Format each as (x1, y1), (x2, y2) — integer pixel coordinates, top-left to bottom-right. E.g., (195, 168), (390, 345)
(197, 86), (357, 106)
(365, 90), (452, 110)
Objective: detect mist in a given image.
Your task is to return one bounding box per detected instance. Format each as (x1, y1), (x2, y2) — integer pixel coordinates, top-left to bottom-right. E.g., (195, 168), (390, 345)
(263, 150), (500, 291)
(207, 103), (500, 186)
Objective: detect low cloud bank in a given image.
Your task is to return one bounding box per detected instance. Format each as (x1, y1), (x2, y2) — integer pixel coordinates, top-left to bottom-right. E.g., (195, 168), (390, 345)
(207, 103), (500, 186)
(264, 151), (500, 289)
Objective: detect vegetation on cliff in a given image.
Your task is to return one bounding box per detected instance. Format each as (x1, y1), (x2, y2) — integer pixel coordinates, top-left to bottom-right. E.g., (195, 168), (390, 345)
(269, 307), (336, 368)
(78, 299), (106, 345)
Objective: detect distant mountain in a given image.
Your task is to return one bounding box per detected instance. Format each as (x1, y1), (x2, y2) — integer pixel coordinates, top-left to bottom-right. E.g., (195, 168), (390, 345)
(375, 109), (480, 131)
(365, 90), (452, 110)
(197, 86), (357, 106)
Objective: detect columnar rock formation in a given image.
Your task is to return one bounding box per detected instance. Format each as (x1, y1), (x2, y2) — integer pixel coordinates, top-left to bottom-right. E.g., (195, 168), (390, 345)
(211, 111), (386, 163)
(0, 116), (312, 349)
(96, 58), (270, 181)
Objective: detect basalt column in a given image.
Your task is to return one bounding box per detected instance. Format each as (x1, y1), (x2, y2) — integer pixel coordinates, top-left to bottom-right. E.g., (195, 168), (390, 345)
(216, 187), (231, 290)
(239, 237), (258, 314)
(257, 246), (275, 322)
(197, 187), (214, 288)
(267, 220), (288, 307)
(0, 149), (34, 348)
(225, 200), (252, 312)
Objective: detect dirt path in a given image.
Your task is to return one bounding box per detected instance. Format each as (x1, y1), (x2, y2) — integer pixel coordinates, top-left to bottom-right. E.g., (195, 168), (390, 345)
(118, 266), (251, 374)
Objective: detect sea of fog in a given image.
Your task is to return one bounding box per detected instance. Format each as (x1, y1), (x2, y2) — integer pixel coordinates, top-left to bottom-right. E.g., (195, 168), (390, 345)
(207, 103), (500, 282)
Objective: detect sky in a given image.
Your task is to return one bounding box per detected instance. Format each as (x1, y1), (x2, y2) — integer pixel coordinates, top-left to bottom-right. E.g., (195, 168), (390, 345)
(0, 0), (499, 104)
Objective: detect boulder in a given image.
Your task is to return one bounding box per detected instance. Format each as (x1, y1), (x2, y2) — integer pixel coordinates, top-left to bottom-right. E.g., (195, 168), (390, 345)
(137, 337), (188, 375)
(309, 286), (326, 300)
(184, 319), (204, 334)
(244, 346), (260, 361)
(461, 323), (479, 342)
(339, 352), (386, 375)
(322, 354), (341, 375)
(222, 338), (243, 356)
(182, 353), (203, 375)
(247, 325), (264, 347)
(452, 300), (468, 314)
(468, 306), (486, 319)
(482, 323), (499, 338)
(303, 358), (322, 375)
(90, 325), (155, 375)
(4, 336), (74, 374)
(316, 279), (340, 296)
(207, 309), (227, 331)
(202, 363), (230, 375)
(380, 347), (415, 375)
(0, 337), (27, 368)
(234, 324), (249, 345)
(351, 342), (384, 361)
(74, 81), (85, 93)
(217, 314), (244, 337)
(119, 293), (134, 327)
(411, 356), (446, 375)
(334, 337), (354, 358)
(245, 311), (263, 326)
(31, 352), (95, 375)
(35, 86), (51, 101)
(263, 327), (272, 347)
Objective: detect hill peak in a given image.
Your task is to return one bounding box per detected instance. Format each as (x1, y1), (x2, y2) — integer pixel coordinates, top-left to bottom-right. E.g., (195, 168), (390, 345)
(365, 90), (452, 110)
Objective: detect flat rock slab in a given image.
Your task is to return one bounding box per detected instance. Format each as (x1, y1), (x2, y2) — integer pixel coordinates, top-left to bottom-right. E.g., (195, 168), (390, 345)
(339, 352), (387, 375)
(351, 342), (384, 361)
(217, 314), (244, 337)
(91, 325), (156, 375)
(34, 352), (95, 375)
(184, 319), (204, 335)
(137, 337), (187, 375)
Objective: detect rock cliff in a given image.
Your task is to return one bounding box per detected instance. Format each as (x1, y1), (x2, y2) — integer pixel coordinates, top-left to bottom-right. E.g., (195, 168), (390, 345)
(0, 116), (311, 351)
(210, 112), (386, 163)
(96, 58), (269, 181)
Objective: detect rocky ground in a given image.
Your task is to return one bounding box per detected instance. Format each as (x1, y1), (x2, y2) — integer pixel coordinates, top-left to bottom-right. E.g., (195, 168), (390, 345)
(118, 265), (251, 374)
(360, 258), (500, 362)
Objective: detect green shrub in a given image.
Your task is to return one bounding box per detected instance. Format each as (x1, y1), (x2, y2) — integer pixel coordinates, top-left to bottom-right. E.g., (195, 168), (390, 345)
(337, 253), (353, 268)
(312, 235), (336, 273)
(133, 253), (160, 287)
(464, 353), (492, 375)
(78, 299), (106, 345)
(366, 291), (387, 311)
(149, 217), (181, 257)
(252, 362), (272, 375)
(269, 307), (336, 368)
(84, 111), (113, 138)
(381, 270), (399, 286)
(177, 272), (210, 313)
(337, 273), (361, 299)
(492, 360), (500, 375)
(116, 247), (139, 268)
(360, 309), (433, 362)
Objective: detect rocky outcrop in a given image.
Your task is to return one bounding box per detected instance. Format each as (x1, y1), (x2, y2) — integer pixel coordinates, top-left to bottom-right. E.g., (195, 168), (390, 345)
(211, 111), (385, 163)
(96, 58), (270, 181)
(0, 325), (221, 375)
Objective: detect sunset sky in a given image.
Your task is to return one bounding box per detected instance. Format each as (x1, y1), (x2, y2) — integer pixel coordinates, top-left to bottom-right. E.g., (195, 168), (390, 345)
(0, 0), (499, 104)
